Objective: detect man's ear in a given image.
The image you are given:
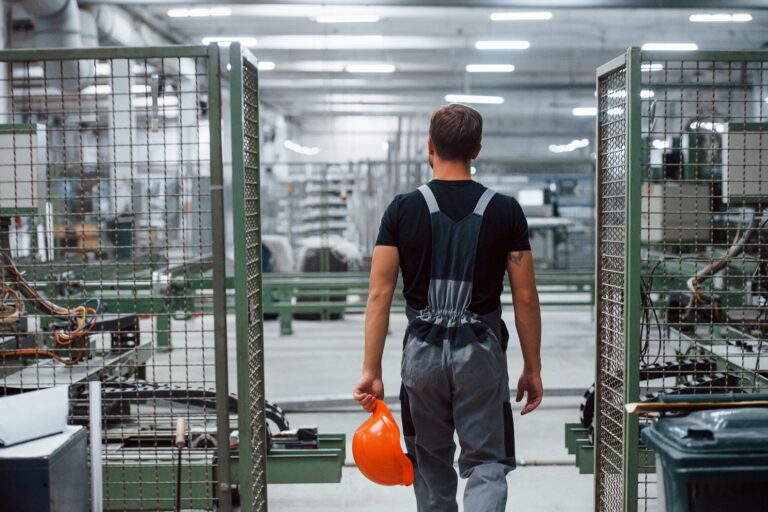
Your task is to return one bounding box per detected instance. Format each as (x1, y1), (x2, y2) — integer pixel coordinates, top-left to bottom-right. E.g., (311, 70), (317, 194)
(427, 136), (435, 156)
(472, 143), (482, 160)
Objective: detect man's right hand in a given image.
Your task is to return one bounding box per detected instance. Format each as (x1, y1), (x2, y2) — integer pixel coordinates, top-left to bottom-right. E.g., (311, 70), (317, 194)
(515, 370), (543, 415)
(353, 373), (384, 412)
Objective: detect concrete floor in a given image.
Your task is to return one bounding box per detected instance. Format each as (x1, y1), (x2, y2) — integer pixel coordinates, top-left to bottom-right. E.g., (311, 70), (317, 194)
(261, 307), (596, 511)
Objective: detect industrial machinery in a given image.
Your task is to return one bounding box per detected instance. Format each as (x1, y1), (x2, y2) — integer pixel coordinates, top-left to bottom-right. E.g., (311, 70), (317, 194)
(0, 44), (343, 512)
(585, 49), (768, 512)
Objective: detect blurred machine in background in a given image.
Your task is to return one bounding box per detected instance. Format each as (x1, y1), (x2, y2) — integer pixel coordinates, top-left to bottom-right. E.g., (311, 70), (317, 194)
(261, 160), (595, 273)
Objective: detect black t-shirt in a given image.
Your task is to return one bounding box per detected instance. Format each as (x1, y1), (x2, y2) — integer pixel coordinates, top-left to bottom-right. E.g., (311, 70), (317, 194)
(375, 180), (531, 315)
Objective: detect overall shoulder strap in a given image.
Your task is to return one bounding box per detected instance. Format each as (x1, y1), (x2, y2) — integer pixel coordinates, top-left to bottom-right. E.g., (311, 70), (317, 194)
(417, 184), (440, 214)
(473, 188), (496, 216)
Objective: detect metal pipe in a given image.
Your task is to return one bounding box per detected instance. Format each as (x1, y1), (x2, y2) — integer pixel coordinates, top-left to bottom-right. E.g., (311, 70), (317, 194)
(89, 381), (103, 512)
(206, 43), (233, 512)
(78, 6), (96, 47)
(89, 4), (143, 46)
(89, 5), (195, 78)
(9, 0), (69, 18)
(626, 400), (768, 414)
(174, 418), (186, 512)
(8, 0), (94, 91)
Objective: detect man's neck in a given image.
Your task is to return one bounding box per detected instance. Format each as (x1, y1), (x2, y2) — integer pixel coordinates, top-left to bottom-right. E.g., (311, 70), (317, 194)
(432, 161), (472, 181)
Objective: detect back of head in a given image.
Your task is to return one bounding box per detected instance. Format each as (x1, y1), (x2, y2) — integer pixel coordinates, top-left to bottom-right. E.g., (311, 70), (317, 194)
(429, 104), (483, 161)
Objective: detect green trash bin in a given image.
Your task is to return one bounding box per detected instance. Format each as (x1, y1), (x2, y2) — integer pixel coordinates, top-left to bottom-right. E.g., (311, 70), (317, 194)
(641, 407), (768, 512)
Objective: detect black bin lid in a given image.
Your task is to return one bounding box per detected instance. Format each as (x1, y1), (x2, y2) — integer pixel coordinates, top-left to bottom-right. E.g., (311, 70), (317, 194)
(643, 408), (768, 455)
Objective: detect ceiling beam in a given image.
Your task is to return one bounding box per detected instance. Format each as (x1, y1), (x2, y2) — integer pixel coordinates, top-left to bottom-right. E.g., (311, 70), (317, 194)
(260, 82), (596, 92)
(78, 0), (768, 8)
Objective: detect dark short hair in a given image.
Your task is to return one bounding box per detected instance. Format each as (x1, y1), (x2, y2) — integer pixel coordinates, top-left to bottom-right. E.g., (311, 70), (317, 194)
(429, 104), (483, 161)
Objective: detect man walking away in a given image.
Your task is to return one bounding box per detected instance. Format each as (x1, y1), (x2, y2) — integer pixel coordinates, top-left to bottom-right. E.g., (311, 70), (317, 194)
(354, 104), (543, 511)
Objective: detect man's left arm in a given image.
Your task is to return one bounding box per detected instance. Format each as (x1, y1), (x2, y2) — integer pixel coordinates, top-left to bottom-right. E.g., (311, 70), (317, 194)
(353, 245), (400, 412)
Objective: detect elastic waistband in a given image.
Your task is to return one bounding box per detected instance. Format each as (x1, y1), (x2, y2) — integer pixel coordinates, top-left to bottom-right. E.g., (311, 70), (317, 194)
(405, 303), (503, 338)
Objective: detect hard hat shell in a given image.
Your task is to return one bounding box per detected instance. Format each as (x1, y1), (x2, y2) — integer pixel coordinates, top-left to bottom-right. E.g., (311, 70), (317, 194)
(352, 399), (414, 486)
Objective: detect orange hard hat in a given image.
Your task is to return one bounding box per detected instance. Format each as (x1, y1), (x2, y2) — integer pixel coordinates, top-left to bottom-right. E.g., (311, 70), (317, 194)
(352, 399), (414, 486)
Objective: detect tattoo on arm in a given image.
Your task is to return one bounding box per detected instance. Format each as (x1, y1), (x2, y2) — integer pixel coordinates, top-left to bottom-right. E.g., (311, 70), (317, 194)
(508, 251), (524, 266)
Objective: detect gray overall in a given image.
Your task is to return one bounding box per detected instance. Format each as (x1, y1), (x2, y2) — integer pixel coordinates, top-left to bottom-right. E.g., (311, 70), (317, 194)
(400, 184), (515, 512)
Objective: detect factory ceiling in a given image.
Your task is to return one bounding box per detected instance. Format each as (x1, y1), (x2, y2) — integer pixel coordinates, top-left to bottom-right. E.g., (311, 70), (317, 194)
(15, 2), (768, 142)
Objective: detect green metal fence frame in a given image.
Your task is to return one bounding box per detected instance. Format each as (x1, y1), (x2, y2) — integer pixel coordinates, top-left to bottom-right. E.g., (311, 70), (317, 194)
(594, 47), (642, 512)
(230, 42), (267, 512)
(594, 46), (768, 512)
(0, 43), (235, 511)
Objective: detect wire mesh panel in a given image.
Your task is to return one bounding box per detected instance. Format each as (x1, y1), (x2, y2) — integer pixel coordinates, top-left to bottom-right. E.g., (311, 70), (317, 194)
(0, 46), (232, 511)
(596, 48), (768, 511)
(595, 53), (631, 512)
(635, 50), (768, 511)
(230, 44), (267, 512)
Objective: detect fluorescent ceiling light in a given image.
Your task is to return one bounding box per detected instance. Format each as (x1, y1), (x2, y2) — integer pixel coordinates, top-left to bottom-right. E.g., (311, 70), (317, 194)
(689, 13), (751, 23)
(293, 103), (431, 114)
(202, 36), (257, 47)
(444, 94), (504, 105)
(572, 107), (597, 116)
(131, 84), (151, 94)
(690, 121), (725, 133)
(316, 14), (380, 23)
(133, 96), (179, 108)
(258, 61), (276, 71)
(466, 64), (515, 73)
(345, 63), (395, 73)
(81, 84), (112, 95)
(475, 40), (530, 50)
(95, 63), (111, 76)
(730, 13), (753, 22)
(209, 7), (232, 17)
(284, 139), (320, 156)
(642, 43), (698, 51)
(257, 35), (446, 50)
(548, 138), (589, 153)
(12, 65), (43, 79)
(607, 107), (624, 116)
(168, 7), (231, 18)
(258, 35), (383, 50)
(490, 11), (552, 21)
(641, 63), (664, 72)
(652, 139), (670, 149)
(287, 61), (348, 73)
(605, 89), (654, 100)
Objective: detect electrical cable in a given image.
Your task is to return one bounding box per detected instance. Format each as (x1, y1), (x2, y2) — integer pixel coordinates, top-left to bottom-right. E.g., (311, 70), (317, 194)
(688, 211), (766, 295)
(683, 211), (766, 323)
(753, 306), (767, 392)
(0, 284), (24, 325)
(641, 259), (664, 366)
(1, 251), (102, 365)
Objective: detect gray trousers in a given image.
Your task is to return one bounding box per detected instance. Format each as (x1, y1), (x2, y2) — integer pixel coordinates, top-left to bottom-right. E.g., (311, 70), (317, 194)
(401, 333), (515, 512)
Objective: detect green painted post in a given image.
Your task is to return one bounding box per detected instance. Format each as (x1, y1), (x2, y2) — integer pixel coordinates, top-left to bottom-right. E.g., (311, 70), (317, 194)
(207, 43), (233, 512)
(230, 42), (254, 512)
(155, 313), (170, 351)
(279, 287), (293, 335)
(622, 47), (643, 512)
(230, 42), (269, 512)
